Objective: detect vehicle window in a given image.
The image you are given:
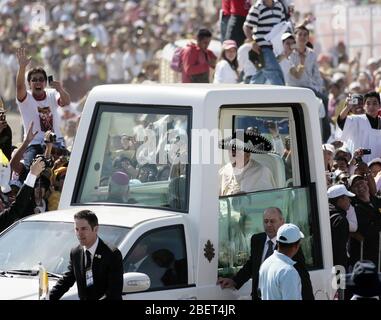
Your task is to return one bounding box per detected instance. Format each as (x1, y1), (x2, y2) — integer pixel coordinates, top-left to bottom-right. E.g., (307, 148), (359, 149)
(234, 115), (294, 186)
(218, 105), (322, 277)
(0, 221), (129, 275)
(75, 104), (191, 212)
(124, 226), (188, 291)
(218, 188), (318, 277)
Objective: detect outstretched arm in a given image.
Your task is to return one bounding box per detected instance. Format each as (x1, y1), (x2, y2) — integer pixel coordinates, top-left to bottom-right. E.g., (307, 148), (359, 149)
(16, 47), (31, 102)
(10, 122), (38, 174)
(50, 80), (71, 107)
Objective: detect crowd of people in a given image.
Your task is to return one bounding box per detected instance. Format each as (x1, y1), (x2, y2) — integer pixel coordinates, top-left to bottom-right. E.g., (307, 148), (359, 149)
(1, 0), (381, 300)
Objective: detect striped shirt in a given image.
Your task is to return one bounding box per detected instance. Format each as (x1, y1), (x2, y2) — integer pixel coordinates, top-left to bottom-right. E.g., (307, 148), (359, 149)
(244, 0), (286, 47)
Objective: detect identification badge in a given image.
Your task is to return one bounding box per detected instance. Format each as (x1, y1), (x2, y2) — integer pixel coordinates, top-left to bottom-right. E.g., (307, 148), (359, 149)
(86, 270), (94, 287)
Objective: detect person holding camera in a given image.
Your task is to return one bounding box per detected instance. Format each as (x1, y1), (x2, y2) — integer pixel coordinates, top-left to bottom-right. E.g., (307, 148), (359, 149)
(16, 47), (71, 169)
(338, 92), (381, 163)
(10, 124), (56, 185)
(0, 157), (45, 232)
(347, 174), (381, 271)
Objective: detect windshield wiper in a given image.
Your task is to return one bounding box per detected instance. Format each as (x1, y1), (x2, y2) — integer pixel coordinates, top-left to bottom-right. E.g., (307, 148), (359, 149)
(5, 269), (38, 276)
(0, 270), (8, 277)
(45, 271), (62, 279)
(5, 269), (61, 278)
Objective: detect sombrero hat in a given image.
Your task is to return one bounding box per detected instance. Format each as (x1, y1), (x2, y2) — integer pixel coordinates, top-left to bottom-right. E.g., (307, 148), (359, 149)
(219, 130), (273, 154)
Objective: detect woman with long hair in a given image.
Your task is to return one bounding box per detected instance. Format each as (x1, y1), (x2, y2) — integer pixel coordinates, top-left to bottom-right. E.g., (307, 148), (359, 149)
(213, 40), (239, 84)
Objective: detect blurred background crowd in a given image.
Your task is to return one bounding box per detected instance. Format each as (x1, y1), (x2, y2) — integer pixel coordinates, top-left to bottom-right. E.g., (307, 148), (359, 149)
(1, 1), (381, 296)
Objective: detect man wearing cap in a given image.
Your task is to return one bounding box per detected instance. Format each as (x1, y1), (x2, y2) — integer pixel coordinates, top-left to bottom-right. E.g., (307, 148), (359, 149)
(258, 223), (304, 300)
(348, 174), (381, 270)
(219, 130), (276, 196)
(277, 32), (296, 85)
(327, 184), (355, 270)
(345, 260), (381, 300)
(338, 92), (381, 163)
(217, 207), (313, 300)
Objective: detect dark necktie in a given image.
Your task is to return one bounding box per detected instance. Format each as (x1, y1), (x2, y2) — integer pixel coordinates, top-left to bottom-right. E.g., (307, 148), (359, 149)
(264, 240), (274, 261)
(84, 250), (92, 270)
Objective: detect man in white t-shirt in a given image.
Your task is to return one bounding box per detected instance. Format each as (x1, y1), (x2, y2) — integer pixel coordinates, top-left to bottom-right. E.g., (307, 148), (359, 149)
(16, 47), (71, 168)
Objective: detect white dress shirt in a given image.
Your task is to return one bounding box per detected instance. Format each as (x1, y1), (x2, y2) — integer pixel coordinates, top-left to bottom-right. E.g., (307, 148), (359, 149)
(261, 236), (277, 263)
(84, 237), (99, 268)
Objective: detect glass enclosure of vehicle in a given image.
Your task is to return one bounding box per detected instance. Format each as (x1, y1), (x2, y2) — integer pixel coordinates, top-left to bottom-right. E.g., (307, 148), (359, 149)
(74, 104), (192, 212)
(218, 105), (322, 277)
(0, 221), (129, 275)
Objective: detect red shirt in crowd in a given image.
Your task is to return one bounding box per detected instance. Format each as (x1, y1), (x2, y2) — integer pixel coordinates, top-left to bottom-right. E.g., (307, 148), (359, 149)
(181, 43), (217, 83)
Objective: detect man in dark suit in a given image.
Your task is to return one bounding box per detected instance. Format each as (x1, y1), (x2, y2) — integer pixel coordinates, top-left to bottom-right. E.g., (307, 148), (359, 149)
(0, 157), (45, 232)
(49, 210), (123, 300)
(217, 207), (314, 300)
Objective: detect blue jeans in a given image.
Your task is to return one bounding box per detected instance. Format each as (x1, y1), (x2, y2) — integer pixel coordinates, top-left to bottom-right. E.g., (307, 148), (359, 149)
(250, 47), (285, 85)
(23, 138), (66, 169)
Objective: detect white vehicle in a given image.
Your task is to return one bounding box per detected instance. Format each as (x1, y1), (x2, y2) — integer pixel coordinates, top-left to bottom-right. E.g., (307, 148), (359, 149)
(0, 84), (334, 299)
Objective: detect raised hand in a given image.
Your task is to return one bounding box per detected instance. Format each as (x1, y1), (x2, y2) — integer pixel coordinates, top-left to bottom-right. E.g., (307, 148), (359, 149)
(16, 47), (32, 68)
(49, 80), (63, 93)
(25, 121), (38, 143)
(30, 157), (46, 177)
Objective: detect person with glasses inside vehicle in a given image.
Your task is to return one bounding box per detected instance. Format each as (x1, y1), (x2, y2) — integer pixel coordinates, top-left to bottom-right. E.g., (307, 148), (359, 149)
(16, 47), (71, 169)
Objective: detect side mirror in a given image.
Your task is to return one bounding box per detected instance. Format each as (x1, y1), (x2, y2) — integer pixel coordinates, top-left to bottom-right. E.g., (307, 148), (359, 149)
(123, 272), (150, 293)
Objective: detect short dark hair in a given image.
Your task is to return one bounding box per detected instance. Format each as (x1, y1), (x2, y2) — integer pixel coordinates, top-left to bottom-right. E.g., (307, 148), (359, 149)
(197, 28), (212, 40)
(295, 25), (310, 35)
(277, 239), (300, 249)
(74, 210), (98, 229)
(27, 67), (47, 82)
(364, 91), (381, 105)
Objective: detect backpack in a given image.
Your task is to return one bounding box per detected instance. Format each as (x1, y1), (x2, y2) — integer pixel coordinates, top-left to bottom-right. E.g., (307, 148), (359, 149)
(170, 46), (184, 72)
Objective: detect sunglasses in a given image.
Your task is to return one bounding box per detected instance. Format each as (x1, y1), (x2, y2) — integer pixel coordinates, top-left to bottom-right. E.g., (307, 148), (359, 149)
(30, 77), (46, 83)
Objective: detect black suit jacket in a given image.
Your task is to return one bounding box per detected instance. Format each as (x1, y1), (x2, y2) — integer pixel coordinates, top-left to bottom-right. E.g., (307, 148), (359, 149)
(0, 184), (34, 233)
(233, 232), (314, 300)
(49, 238), (123, 300)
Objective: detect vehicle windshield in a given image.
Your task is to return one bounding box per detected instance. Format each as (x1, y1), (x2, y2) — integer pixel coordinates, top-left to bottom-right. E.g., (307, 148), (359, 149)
(75, 104), (191, 213)
(0, 221), (129, 275)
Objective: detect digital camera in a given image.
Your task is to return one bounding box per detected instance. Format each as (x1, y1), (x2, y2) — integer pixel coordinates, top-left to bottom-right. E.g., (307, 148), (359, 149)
(44, 132), (57, 144)
(34, 154), (54, 169)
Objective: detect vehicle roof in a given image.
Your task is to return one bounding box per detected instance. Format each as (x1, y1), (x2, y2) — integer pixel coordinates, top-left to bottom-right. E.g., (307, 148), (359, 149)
(89, 83), (312, 98)
(23, 206), (178, 228)
(82, 84), (316, 115)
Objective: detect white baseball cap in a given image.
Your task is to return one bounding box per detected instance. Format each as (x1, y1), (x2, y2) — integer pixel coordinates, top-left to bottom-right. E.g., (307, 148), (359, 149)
(327, 184), (355, 199)
(368, 157), (381, 168)
(281, 32), (294, 42)
(276, 223), (304, 244)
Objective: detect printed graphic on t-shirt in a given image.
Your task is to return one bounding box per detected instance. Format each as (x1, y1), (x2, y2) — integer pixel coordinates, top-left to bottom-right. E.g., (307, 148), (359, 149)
(38, 106), (54, 132)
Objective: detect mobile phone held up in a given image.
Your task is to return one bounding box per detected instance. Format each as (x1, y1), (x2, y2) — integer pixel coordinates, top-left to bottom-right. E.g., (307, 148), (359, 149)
(361, 148), (371, 155)
(48, 75), (53, 85)
(350, 97), (359, 105)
